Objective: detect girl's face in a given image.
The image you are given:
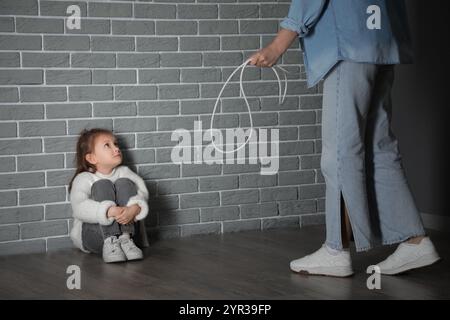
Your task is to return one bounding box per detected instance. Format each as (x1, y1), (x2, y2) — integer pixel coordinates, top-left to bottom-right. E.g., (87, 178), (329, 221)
(85, 134), (122, 170)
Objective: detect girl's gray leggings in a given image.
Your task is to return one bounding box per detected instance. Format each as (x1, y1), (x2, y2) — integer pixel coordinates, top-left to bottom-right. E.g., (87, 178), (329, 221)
(81, 178), (140, 254)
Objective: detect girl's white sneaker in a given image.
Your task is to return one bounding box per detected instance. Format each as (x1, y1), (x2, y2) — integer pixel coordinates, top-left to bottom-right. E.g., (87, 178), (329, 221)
(290, 244), (354, 277)
(375, 237), (441, 275)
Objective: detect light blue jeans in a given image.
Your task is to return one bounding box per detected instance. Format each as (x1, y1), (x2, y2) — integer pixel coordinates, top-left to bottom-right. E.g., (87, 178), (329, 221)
(321, 60), (426, 252)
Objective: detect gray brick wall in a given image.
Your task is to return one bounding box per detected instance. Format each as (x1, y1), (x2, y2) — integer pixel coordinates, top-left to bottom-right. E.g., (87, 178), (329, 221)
(0, 0), (325, 256)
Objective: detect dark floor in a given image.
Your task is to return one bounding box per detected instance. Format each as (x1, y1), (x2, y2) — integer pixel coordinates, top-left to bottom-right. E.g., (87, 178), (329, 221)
(0, 225), (449, 300)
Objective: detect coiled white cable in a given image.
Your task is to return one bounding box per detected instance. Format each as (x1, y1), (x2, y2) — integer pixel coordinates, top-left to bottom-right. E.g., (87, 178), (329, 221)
(210, 58), (289, 154)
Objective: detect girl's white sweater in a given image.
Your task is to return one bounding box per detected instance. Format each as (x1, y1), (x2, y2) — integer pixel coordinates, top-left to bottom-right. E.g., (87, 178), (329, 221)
(69, 165), (149, 252)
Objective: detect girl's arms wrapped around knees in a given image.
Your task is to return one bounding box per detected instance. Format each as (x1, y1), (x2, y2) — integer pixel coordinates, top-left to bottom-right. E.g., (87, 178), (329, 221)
(122, 167), (149, 221)
(70, 173), (116, 225)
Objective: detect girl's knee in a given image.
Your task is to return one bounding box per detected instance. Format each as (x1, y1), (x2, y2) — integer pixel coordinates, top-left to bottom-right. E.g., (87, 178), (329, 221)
(91, 179), (115, 201)
(114, 178), (137, 194)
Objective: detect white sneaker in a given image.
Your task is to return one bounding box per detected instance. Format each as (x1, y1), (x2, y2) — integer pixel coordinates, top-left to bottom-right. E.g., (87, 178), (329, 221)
(103, 236), (127, 263)
(376, 237), (441, 275)
(119, 235), (143, 261)
(290, 244), (354, 277)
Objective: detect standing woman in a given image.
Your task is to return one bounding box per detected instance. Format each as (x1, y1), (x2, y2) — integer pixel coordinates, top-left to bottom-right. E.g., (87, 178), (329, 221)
(249, 0), (440, 277)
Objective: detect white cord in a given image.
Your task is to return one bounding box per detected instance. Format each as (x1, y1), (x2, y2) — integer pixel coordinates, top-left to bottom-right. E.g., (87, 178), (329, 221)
(210, 58), (289, 154)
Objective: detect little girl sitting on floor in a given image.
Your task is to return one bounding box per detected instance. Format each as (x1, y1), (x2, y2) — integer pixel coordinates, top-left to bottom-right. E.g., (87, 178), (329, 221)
(69, 128), (150, 263)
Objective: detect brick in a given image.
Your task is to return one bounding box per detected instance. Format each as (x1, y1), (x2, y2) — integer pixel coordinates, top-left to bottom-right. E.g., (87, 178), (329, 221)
(279, 111), (316, 125)
(114, 118), (156, 133)
(0, 240), (46, 256)
(298, 184), (326, 200)
(44, 137), (77, 153)
(16, 17), (63, 33)
(0, 70), (43, 85)
(182, 164), (222, 177)
(44, 36), (89, 51)
(0, 191), (17, 206)
(46, 70), (91, 85)
(300, 155), (321, 170)
(115, 86), (157, 101)
(20, 187), (66, 205)
(201, 206), (239, 222)
(47, 169), (75, 186)
(19, 121), (66, 137)
(71, 53), (116, 68)
(91, 36), (134, 51)
(223, 219), (261, 233)
(159, 84), (199, 100)
(88, 2), (132, 17)
(22, 53), (69, 68)
(240, 112), (278, 127)
(260, 186), (297, 201)
(45, 203), (72, 220)
(178, 5), (218, 19)
(239, 173), (277, 188)
(261, 4), (290, 18)
(160, 53), (202, 67)
(0, 206), (44, 224)
(0, 0), (37, 15)
(158, 115), (197, 131)
(47, 237), (74, 251)
(221, 98), (260, 113)
(40, 1), (87, 16)
(158, 209), (200, 226)
(93, 70), (136, 84)
(68, 119), (112, 135)
(0, 172), (44, 190)
(138, 164), (179, 180)
(180, 100), (215, 114)
(0, 139), (42, 155)
(66, 19), (110, 34)
(94, 102), (136, 117)
(117, 53), (159, 68)
(112, 20), (155, 35)
(181, 68), (221, 83)
(240, 202), (277, 219)
(148, 195), (179, 210)
(46, 103), (91, 119)
(156, 21), (197, 35)
(180, 192), (220, 208)
(279, 157), (299, 171)
(137, 37), (178, 52)
(200, 113), (238, 128)
(279, 141), (314, 156)
(0, 104), (43, 120)
(0, 88), (19, 102)
(219, 4), (259, 19)
(134, 3), (176, 19)
(240, 20), (278, 34)
(0, 123), (16, 138)
(137, 132), (178, 148)
(122, 149), (155, 165)
(222, 189), (259, 205)
(262, 216), (299, 229)
(0, 17), (14, 32)
(0, 157), (15, 172)
(180, 36), (220, 51)
(300, 95), (323, 110)
(203, 52), (243, 66)
(278, 170), (315, 186)
(17, 154), (64, 171)
(0, 225), (20, 242)
(300, 213), (326, 227)
(181, 222), (221, 237)
(199, 175), (238, 191)
(69, 86), (113, 101)
(158, 179), (198, 195)
(0, 35), (41, 50)
(21, 220), (68, 239)
(278, 199), (316, 216)
(139, 69), (180, 84)
(20, 87), (66, 103)
(221, 36), (260, 50)
(223, 163), (260, 175)
(261, 97), (299, 111)
(279, 127), (298, 141)
(199, 21), (238, 34)
(0, 52), (20, 67)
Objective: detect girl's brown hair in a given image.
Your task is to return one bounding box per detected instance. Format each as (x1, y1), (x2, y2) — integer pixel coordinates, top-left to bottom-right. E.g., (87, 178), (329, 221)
(68, 128), (115, 192)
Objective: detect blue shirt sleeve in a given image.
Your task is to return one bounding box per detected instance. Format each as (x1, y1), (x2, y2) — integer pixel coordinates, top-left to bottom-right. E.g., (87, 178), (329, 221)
(280, 0), (328, 37)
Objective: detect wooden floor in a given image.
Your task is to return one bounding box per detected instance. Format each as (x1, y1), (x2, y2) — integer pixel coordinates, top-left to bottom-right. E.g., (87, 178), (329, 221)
(1, 225), (449, 300)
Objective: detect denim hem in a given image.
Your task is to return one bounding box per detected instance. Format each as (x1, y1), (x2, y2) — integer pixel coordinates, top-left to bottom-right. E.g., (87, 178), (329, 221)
(382, 232), (426, 246)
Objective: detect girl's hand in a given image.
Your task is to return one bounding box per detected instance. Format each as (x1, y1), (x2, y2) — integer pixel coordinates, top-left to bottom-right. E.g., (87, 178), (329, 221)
(107, 206), (124, 218)
(248, 44), (282, 68)
(115, 204), (141, 225)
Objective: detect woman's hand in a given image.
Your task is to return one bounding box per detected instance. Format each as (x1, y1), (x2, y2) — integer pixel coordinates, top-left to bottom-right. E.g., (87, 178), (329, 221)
(115, 204), (141, 225)
(248, 44), (282, 68)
